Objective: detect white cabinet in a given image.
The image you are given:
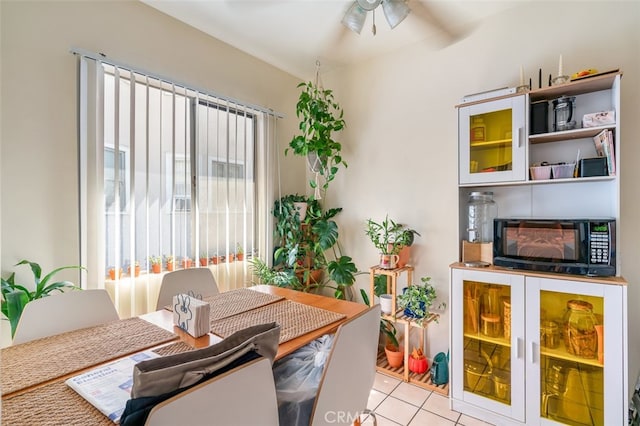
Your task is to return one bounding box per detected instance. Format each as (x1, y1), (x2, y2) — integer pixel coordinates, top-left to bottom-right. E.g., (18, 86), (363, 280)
(450, 264), (628, 425)
(459, 96), (527, 185)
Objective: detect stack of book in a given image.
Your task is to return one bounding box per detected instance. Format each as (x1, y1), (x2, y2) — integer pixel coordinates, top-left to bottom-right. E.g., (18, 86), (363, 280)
(592, 129), (616, 176)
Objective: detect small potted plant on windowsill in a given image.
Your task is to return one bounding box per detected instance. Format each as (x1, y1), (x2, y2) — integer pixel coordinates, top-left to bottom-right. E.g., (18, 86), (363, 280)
(149, 256), (162, 274)
(397, 276), (445, 322)
(211, 253), (221, 265)
(127, 261), (140, 277)
(108, 266), (122, 280)
(236, 244), (244, 261)
(199, 253), (209, 267)
(182, 257), (193, 269)
(165, 255), (175, 272)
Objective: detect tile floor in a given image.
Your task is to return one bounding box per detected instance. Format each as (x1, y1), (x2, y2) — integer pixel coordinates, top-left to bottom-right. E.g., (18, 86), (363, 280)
(363, 372), (494, 426)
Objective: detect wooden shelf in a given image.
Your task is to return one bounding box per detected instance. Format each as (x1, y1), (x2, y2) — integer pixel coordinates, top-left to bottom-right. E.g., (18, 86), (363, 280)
(376, 350), (449, 395)
(529, 125), (615, 144)
(529, 71), (621, 102)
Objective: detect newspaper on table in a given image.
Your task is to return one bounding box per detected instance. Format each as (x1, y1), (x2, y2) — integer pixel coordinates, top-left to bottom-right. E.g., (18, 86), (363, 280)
(65, 350), (159, 424)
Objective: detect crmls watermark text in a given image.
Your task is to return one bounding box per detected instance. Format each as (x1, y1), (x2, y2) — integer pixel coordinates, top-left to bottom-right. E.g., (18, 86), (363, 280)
(323, 411), (363, 423)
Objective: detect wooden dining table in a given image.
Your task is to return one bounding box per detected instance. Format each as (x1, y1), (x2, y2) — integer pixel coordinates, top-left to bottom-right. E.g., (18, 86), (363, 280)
(141, 284), (367, 359)
(0, 284), (367, 426)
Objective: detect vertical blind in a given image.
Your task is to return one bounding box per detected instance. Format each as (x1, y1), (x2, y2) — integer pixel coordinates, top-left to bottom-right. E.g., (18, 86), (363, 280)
(77, 52), (280, 317)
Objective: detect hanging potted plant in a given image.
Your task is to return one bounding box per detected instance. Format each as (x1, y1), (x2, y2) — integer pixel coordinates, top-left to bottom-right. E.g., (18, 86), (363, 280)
(286, 80), (347, 195)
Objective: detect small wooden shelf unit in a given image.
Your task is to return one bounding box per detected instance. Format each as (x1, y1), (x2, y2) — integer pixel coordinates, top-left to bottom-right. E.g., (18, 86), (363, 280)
(368, 265), (448, 395)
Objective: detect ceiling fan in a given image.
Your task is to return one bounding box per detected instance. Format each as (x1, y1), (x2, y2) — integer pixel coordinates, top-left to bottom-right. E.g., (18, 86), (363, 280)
(341, 0), (460, 42)
(342, 0), (409, 35)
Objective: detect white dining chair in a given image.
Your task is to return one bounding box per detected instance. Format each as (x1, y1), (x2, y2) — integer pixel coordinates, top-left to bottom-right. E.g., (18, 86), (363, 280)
(309, 304), (380, 425)
(12, 289), (119, 345)
(155, 268), (219, 310)
(275, 304), (380, 426)
(144, 356), (279, 426)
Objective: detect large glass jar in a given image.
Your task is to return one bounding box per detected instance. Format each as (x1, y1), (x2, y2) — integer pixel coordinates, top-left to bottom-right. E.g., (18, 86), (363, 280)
(563, 300), (598, 358)
(467, 191), (498, 243)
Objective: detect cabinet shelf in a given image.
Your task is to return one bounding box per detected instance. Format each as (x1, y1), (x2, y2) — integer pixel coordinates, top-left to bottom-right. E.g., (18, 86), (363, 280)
(459, 174), (615, 188)
(529, 71), (621, 102)
(529, 125), (615, 144)
(463, 332), (511, 348)
(470, 138), (512, 148)
(540, 346), (604, 368)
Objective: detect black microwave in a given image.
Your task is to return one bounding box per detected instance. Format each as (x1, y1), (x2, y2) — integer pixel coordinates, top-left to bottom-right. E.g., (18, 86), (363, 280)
(493, 218), (616, 277)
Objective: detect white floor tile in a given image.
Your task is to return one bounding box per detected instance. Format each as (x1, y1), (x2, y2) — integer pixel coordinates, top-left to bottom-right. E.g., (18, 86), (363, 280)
(390, 382), (432, 407)
(367, 388), (387, 411)
(370, 414), (403, 426)
(373, 372), (402, 394)
(421, 393), (461, 422)
(374, 396), (421, 425)
(457, 413), (495, 426)
(409, 409), (456, 426)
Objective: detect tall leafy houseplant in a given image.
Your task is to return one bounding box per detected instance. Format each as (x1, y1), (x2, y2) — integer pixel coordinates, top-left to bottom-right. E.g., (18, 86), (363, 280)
(251, 194), (358, 300)
(286, 81), (346, 194)
(1, 260), (84, 337)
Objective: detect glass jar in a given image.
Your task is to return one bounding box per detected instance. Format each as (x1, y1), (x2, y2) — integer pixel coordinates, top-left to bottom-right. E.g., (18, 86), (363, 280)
(540, 320), (560, 349)
(563, 300), (598, 358)
(467, 191), (498, 243)
(470, 117), (486, 142)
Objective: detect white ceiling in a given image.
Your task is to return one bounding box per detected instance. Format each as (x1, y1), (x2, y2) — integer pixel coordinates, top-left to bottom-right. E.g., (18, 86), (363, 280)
(141, 0), (522, 80)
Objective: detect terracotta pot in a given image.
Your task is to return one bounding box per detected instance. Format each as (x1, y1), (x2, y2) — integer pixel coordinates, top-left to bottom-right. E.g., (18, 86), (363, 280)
(151, 263), (161, 274)
(108, 268), (122, 280)
(385, 344), (404, 368)
(397, 245), (411, 268)
(211, 256), (221, 265)
(227, 253), (235, 263)
(296, 268), (323, 286)
(182, 259), (193, 269)
(166, 261), (174, 272)
(199, 257), (209, 267)
(128, 265), (140, 277)
(236, 253), (244, 261)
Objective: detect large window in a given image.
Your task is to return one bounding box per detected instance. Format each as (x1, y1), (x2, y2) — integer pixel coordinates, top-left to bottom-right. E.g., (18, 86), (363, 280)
(78, 55), (278, 315)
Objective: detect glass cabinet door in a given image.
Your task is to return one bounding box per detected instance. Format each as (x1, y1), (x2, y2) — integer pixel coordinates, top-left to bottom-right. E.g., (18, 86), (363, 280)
(459, 96), (526, 185)
(451, 269), (525, 422)
(526, 277), (625, 426)
(538, 290), (604, 425)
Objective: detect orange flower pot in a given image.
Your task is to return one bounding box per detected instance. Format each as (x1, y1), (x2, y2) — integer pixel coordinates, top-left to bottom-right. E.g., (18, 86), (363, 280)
(108, 268), (122, 280)
(199, 257), (209, 267)
(128, 265), (141, 277)
(166, 261), (174, 272)
(151, 263), (162, 274)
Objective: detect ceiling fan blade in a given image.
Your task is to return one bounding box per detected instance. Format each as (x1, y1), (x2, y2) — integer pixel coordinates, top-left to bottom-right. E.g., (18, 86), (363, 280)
(409, 0), (471, 45)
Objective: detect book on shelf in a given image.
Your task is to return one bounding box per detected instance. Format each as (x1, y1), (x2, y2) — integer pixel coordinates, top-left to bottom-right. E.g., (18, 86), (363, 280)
(592, 129), (616, 176)
(65, 350), (159, 424)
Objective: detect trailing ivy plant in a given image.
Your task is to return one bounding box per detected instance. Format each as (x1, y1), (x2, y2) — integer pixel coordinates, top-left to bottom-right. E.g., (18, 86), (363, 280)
(286, 81), (347, 194)
(1, 260), (85, 337)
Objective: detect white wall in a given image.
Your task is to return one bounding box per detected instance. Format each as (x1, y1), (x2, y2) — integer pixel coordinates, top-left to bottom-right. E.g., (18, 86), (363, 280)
(0, 0), (304, 285)
(323, 1), (640, 392)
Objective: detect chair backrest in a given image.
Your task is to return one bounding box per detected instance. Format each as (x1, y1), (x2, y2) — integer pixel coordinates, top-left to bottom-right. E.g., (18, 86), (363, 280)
(156, 268), (219, 310)
(144, 356), (279, 426)
(310, 305), (381, 425)
(12, 289), (119, 345)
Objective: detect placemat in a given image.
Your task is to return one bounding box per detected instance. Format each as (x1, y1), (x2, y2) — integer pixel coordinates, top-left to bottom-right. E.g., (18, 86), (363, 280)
(1, 317), (177, 395)
(210, 300), (346, 343)
(1, 380), (112, 426)
(165, 287), (284, 322)
(152, 341), (197, 357)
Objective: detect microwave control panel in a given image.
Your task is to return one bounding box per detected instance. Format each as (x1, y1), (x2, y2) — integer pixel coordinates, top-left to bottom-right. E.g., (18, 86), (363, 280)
(589, 222), (612, 265)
